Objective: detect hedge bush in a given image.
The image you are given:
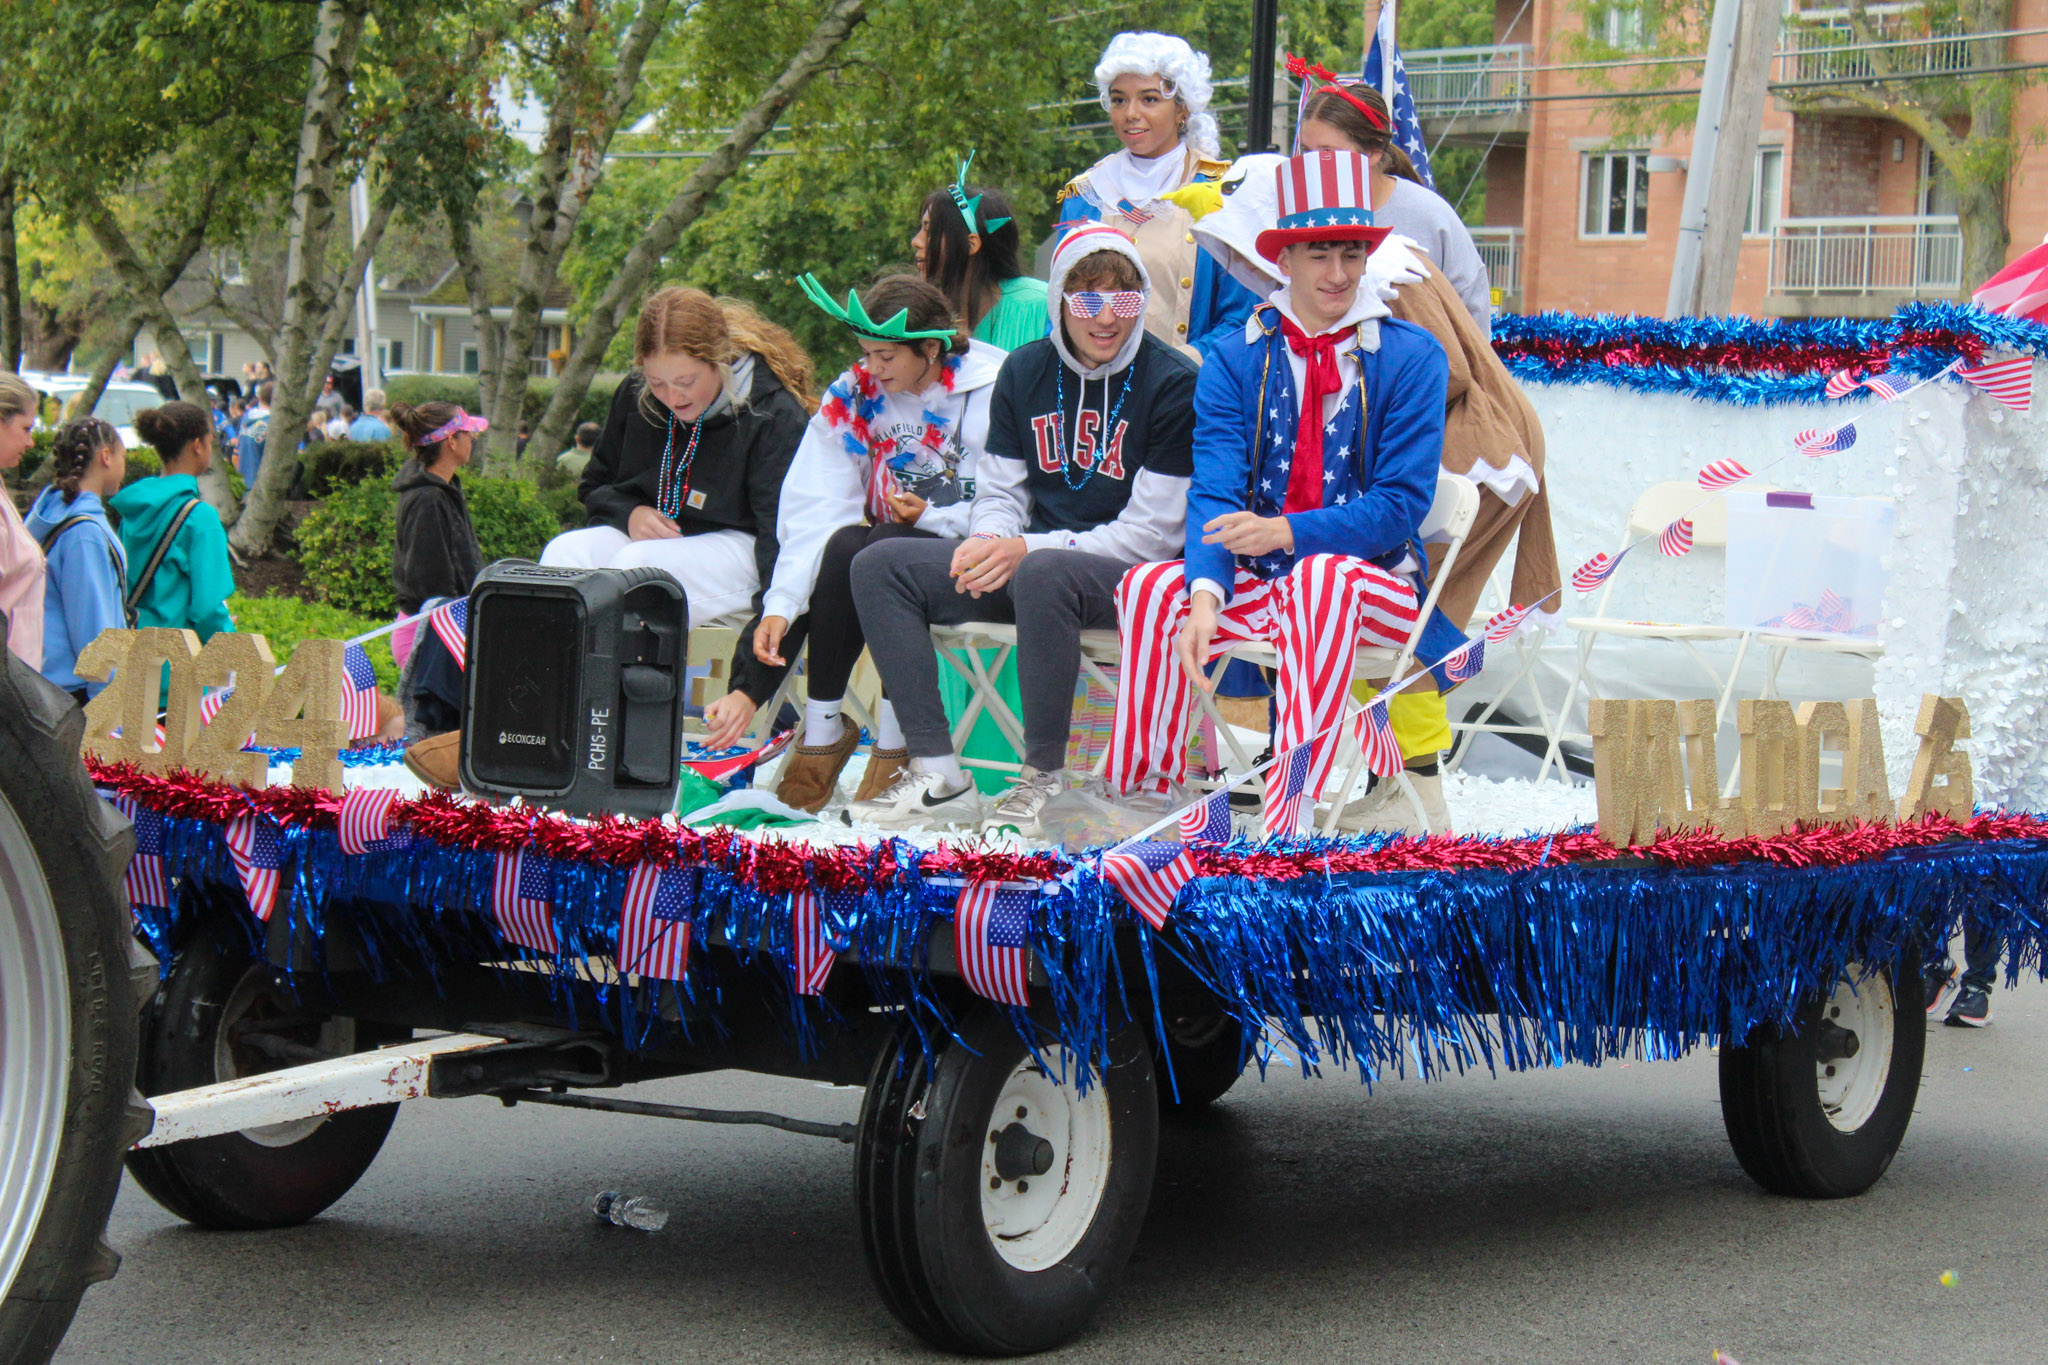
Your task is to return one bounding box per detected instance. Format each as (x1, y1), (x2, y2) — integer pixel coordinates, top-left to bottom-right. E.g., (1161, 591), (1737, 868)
(227, 594), (401, 693)
(303, 438), (404, 496)
(293, 473), (560, 618)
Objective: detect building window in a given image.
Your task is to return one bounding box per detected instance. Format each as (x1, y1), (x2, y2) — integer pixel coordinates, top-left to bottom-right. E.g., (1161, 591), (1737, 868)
(387, 339), (404, 371)
(1595, 3), (1646, 50)
(1582, 150), (1651, 237)
(206, 332), (226, 371)
(460, 343), (480, 375)
(1744, 148), (1784, 236)
(529, 323), (561, 378)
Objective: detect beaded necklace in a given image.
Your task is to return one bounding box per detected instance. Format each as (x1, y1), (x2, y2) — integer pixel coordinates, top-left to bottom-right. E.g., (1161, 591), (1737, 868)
(654, 412), (704, 518)
(1050, 360), (1137, 491)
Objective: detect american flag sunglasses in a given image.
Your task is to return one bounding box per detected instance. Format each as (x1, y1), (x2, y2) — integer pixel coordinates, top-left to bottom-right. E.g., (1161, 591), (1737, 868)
(1064, 289), (1145, 319)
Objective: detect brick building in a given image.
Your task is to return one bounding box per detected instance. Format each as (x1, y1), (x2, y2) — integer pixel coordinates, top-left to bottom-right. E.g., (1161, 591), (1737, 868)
(1408, 0), (2048, 318)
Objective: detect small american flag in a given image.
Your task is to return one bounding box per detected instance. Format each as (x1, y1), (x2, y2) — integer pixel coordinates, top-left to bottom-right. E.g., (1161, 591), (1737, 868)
(1860, 368), (1909, 401)
(340, 643), (380, 741)
(1973, 238), (2048, 323)
(618, 861), (695, 983)
(1483, 604), (1533, 642)
(683, 728), (795, 784)
(954, 882), (1033, 1006)
(1440, 637), (1485, 683)
(199, 687), (230, 723)
(1697, 459), (1752, 491)
(224, 814), (286, 922)
(1957, 357), (2034, 411)
(1356, 702), (1404, 778)
(337, 787), (410, 855)
(113, 794), (172, 911)
(1795, 423), (1856, 456)
(791, 885), (854, 995)
(1657, 518), (1694, 557)
(1823, 368), (1861, 399)
(1263, 744), (1314, 837)
(1178, 788), (1233, 845)
(1101, 839), (1195, 930)
(1114, 197), (1154, 225)
(492, 849), (559, 955)
(428, 597), (468, 670)
(1570, 551), (1622, 594)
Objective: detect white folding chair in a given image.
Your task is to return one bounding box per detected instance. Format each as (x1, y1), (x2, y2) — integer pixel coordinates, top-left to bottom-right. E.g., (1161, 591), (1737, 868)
(928, 623), (1123, 780)
(1443, 558), (1564, 773)
(1539, 482), (1757, 783)
(682, 612), (805, 747)
(1188, 471), (1483, 834)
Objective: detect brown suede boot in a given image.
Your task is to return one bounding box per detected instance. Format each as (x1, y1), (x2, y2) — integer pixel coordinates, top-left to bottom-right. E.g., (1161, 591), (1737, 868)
(774, 717), (861, 812)
(851, 747), (910, 803)
(404, 730), (462, 791)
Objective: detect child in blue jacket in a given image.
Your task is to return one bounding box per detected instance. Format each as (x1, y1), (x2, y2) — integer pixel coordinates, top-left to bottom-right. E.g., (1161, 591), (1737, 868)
(25, 418), (128, 703)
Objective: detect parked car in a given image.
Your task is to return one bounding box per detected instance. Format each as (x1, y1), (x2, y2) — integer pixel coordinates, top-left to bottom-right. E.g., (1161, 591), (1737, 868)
(28, 379), (169, 451)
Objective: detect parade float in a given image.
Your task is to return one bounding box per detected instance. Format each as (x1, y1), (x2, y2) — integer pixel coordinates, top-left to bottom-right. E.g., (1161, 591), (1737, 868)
(83, 303), (2048, 1356)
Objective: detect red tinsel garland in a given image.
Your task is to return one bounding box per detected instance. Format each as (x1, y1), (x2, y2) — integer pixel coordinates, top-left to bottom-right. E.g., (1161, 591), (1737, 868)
(86, 760), (2048, 895)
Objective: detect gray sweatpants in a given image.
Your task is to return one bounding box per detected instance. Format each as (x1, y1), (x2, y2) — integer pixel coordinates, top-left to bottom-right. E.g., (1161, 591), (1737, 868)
(851, 538), (1127, 773)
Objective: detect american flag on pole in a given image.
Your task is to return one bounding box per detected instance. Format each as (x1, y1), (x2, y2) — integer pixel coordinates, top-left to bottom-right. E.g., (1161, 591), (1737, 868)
(1570, 550), (1623, 594)
(1795, 422), (1857, 456)
(1364, 1), (1435, 189)
(1101, 839), (1195, 930)
(954, 882), (1033, 1006)
(1657, 518), (1695, 557)
(1859, 368), (1909, 401)
(339, 643), (380, 741)
(1356, 700), (1405, 778)
(1697, 459), (1752, 491)
(1823, 368), (1862, 399)
(791, 884), (853, 996)
(1263, 743), (1315, 837)
(427, 597), (468, 670)
(1483, 604), (1534, 642)
(224, 814), (286, 922)
(337, 787), (409, 855)
(1439, 636), (1485, 683)
(1178, 788), (1234, 845)
(1957, 357), (2034, 411)
(1973, 237), (2048, 324)
(492, 849), (559, 955)
(618, 861), (695, 983)
(107, 793), (172, 911)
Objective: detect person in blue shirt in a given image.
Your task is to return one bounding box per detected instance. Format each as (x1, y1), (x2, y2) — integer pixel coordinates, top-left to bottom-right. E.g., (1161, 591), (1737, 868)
(236, 380), (272, 483)
(348, 387), (393, 442)
(24, 417), (127, 703)
(1107, 149), (1460, 836)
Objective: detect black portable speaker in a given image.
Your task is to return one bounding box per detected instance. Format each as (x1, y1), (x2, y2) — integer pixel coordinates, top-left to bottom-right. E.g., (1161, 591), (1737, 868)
(458, 560), (689, 818)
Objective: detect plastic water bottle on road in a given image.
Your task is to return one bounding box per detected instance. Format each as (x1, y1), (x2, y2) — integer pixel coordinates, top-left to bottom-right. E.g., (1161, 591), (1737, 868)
(590, 1190), (669, 1231)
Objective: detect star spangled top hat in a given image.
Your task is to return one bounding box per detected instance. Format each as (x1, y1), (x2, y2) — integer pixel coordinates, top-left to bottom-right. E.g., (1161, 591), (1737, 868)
(1254, 149), (1391, 263)
(947, 149), (1011, 239)
(796, 273), (959, 343)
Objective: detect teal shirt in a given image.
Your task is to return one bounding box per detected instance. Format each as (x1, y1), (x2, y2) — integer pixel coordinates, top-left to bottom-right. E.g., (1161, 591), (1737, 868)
(107, 474), (236, 642)
(972, 275), (1051, 353)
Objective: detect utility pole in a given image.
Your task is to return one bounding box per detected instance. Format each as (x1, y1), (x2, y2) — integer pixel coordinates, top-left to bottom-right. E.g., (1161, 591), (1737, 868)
(1665, 0), (1776, 316)
(1247, 0), (1281, 153)
(350, 175), (382, 392)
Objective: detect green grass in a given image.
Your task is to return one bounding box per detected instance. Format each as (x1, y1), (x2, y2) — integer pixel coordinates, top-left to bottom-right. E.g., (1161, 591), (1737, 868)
(227, 593), (401, 694)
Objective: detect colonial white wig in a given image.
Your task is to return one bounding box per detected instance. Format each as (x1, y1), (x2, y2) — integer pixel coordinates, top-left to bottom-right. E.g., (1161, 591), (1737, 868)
(1093, 31), (1219, 159)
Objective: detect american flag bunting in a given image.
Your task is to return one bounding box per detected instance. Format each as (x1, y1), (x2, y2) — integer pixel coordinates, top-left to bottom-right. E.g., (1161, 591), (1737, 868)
(1859, 368), (1909, 401)
(618, 861), (695, 983)
(1957, 357), (2033, 411)
(1657, 518), (1694, 557)
(1697, 459), (1752, 491)
(1178, 788), (1233, 845)
(954, 882), (1034, 1006)
(428, 597), (468, 670)
(1263, 744), (1314, 837)
(1440, 637), (1485, 683)
(340, 643), (380, 741)
(1483, 604), (1534, 642)
(791, 884), (854, 995)
(337, 787), (410, 855)
(1101, 839), (1196, 930)
(1972, 239), (2048, 324)
(1356, 701), (1405, 779)
(492, 849), (559, 955)
(224, 814), (286, 922)
(1823, 368), (1861, 399)
(110, 793), (172, 911)
(1570, 550), (1623, 594)
(1795, 423), (1856, 456)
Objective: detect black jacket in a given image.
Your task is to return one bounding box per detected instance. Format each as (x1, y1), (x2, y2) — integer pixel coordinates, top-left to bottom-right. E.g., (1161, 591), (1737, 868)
(391, 460), (483, 614)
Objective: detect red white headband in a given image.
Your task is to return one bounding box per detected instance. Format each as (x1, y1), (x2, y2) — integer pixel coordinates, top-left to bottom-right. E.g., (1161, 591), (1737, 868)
(1286, 53), (1389, 134)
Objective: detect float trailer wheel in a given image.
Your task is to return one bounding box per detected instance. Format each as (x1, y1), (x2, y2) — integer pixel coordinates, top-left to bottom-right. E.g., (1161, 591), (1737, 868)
(856, 1007), (1159, 1355)
(1719, 958), (1926, 1199)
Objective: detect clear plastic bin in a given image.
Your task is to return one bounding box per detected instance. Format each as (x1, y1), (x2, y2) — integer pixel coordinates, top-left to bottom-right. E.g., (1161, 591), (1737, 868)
(1723, 490), (1892, 639)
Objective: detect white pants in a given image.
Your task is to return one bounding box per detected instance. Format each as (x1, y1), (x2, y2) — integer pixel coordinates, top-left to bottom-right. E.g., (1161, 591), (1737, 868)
(539, 526), (760, 627)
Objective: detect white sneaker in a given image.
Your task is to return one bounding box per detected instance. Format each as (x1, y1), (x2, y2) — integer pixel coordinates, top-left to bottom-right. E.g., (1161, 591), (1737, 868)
(984, 767), (1064, 837)
(1336, 771), (1453, 836)
(845, 767), (985, 830)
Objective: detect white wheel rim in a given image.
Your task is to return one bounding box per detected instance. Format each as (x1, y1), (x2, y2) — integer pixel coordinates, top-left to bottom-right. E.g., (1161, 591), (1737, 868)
(0, 788), (71, 1302)
(1815, 966), (1895, 1134)
(214, 966), (355, 1147)
(979, 1047), (1112, 1271)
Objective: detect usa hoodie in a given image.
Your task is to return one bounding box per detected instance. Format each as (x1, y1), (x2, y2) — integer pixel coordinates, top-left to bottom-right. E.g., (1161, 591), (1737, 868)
(969, 226), (1196, 565)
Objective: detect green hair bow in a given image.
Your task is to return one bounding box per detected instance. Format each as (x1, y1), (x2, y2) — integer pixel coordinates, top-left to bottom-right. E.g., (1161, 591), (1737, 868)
(948, 149), (1011, 238)
(796, 273), (958, 342)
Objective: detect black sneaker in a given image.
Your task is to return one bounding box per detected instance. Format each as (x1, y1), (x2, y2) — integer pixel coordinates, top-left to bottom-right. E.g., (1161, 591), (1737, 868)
(1924, 959), (1960, 1018)
(1946, 985), (1993, 1028)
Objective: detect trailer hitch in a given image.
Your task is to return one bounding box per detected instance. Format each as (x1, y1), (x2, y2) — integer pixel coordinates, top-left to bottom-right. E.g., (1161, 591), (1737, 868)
(427, 1029), (615, 1098)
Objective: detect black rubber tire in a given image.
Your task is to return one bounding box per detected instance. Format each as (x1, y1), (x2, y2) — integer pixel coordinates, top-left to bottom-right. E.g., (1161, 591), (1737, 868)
(125, 915), (398, 1230)
(856, 1007), (1158, 1355)
(1719, 959), (1926, 1199)
(0, 650), (153, 1365)
(1155, 1008), (1248, 1111)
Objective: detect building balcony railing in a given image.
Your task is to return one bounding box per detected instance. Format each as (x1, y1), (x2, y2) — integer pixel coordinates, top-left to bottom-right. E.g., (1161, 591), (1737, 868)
(1769, 216), (1962, 296)
(1406, 44), (1533, 119)
(1773, 21), (1974, 84)
(1470, 226), (1522, 297)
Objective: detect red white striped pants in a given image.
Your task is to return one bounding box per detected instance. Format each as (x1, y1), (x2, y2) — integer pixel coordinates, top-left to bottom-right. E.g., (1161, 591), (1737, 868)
(1108, 555), (1420, 814)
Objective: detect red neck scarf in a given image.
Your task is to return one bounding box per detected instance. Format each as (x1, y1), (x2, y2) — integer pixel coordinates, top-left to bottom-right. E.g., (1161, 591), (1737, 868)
(1279, 314), (1345, 514)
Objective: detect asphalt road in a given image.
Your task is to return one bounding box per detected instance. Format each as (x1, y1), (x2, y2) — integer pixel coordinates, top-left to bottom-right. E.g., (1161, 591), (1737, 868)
(57, 976), (2048, 1365)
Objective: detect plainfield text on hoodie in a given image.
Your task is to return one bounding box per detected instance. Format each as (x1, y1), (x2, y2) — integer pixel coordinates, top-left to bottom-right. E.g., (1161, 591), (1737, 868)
(969, 226), (1197, 566)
